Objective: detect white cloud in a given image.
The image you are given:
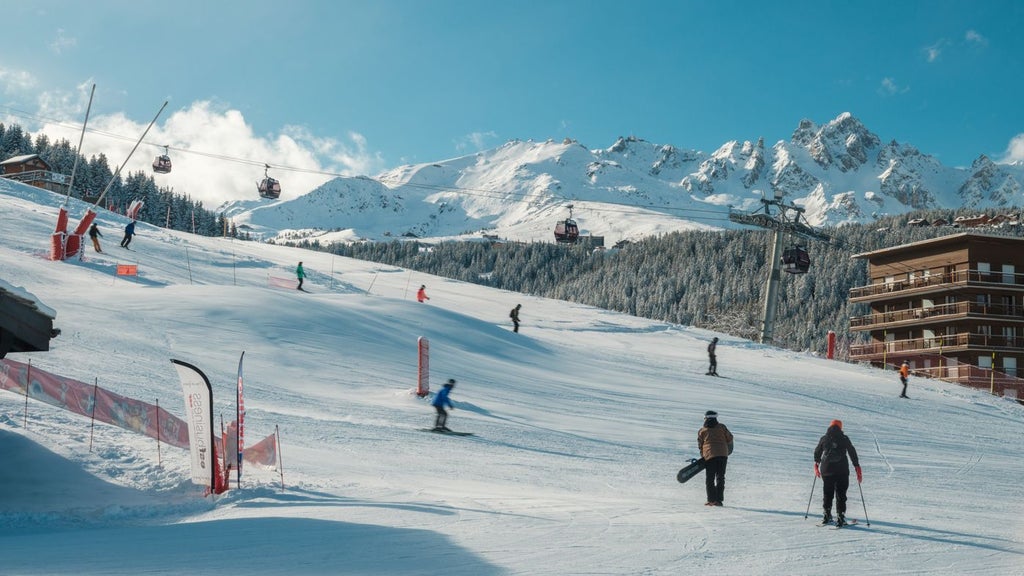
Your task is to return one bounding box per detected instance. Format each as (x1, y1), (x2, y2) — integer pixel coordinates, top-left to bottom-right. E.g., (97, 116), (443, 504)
(32, 99), (387, 208)
(49, 29), (77, 54)
(965, 29), (988, 46)
(999, 133), (1024, 164)
(454, 131), (497, 153)
(0, 66), (37, 94)
(878, 77), (908, 96)
(924, 42), (943, 63)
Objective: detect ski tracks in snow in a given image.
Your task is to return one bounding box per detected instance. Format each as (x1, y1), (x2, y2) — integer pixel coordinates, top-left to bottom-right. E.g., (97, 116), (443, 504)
(864, 426), (895, 477)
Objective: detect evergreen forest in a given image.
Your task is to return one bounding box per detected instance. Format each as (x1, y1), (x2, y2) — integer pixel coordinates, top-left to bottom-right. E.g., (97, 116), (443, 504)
(307, 212), (1024, 357)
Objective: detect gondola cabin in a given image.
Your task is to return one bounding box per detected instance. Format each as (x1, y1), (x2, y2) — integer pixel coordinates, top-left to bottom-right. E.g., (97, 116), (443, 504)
(152, 146), (172, 174)
(554, 218), (580, 243)
(257, 164), (282, 199)
(152, 155), (172, 174)
(258, 177), (281, 199)
(781, 246), (811, 274)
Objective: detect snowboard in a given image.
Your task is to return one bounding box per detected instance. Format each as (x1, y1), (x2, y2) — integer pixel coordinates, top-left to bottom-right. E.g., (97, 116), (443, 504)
(676, 457), (706, 483)
(421, 428), (474, 436)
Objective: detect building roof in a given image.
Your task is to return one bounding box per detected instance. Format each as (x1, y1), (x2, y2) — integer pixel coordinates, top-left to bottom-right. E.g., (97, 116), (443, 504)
(0, 154), (41, 165)
(852, 232), (1024, 259)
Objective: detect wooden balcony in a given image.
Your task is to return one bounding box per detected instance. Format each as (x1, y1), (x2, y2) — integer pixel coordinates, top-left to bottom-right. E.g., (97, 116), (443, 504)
(850, 301), (1024, 330)
(849, 269), (1024, 302)
(850, 332), (1022, 360)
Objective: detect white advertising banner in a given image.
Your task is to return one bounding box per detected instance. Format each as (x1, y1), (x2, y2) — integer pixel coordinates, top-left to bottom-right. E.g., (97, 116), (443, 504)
(172, 359), (214, 487)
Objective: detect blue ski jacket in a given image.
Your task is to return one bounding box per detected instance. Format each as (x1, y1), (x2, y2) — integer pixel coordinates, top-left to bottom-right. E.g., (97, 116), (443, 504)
(432, 386), (453, 408)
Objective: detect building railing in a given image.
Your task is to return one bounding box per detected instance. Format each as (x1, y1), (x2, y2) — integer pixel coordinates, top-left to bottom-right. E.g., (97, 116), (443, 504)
(1, 169), (69, 186)
(849, 268), (1024, 299)
(850, 332), (1022, 357)
(850, 301), (1024, 328)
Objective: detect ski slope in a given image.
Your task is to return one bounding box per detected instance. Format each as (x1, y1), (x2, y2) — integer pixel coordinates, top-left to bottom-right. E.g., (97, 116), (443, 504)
(1, 180), (1023, 575)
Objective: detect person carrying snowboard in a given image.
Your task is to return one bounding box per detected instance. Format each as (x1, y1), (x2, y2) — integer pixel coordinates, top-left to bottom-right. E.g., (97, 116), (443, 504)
(697, 410), (733, 506)
(510, 304), (522, 333)
(706, 337), (719, 376)
(417, 285), (430, 303)
(431, 379), (456, 431)
(296, 261), (305, 291)
(898, 361), (910, 398)
(88, 222), (103, 253)
(120, 220), (136, 248)
(813, 419), (861, 527)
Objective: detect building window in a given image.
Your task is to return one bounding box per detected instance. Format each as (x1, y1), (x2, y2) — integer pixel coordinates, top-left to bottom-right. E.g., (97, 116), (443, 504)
(977, 262), (991, 282)
(1003, 264), (1016, 285)
(1005, 357), (1018, 377)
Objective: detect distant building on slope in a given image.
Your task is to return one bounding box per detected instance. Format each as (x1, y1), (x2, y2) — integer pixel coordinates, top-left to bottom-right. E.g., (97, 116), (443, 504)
(848, 232), (1024, 400)
(0, 154), (70, 195)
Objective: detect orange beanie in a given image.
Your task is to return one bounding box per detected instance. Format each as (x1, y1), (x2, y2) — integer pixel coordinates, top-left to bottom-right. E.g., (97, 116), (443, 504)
(829, 419), (843, 429)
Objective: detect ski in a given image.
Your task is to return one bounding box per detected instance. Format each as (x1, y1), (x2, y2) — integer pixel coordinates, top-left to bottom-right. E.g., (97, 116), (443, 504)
(818, 519), (858, 528)
(420, 428), (474, 436)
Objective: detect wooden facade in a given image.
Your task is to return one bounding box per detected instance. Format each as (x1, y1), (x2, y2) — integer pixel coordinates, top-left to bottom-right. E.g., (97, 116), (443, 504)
(0, 154), (69, 195)
(848, 232), (1024, 399)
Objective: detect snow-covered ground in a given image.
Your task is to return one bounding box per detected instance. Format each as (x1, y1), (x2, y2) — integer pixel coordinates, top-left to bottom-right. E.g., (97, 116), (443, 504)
(1, 180), (1023, 575)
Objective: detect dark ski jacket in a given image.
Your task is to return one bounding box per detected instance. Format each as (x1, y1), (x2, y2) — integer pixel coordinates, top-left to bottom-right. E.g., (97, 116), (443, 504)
(432, 385), (453, 409)
(124, 221), (136, 236)
(89, 224), (102, 238)
(510, 306), (520, 322)
(707, 340), (717, 356)
(814, 425), (860, 477)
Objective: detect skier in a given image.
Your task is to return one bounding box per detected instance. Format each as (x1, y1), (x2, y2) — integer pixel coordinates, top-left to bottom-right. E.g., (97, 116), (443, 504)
(510, 304), (522, 333)
(417, 285), (430, 303)
(88, 222), (103, 253)
(706, 337), (719, 376)
(697, 410), (733, 506)
(431, 379), (456, 431)
(813, 419), (862, 527)
(296, 261), (305, 291)
(898, 361), (910, 398)
(120, 220), (136, 248)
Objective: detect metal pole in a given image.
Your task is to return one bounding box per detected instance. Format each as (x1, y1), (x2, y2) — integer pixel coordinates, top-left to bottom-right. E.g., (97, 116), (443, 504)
(804, 474), (817, 519)
(23, 360), (31, 428)
(156, 399), (162, 466)
(88, 377), (98, 452)
(276, 425), (285, 490)
(65, 83), (96, 204)
(760, 228), (784, 343)
(94, 101), (168, 207)
(857, 479), (871, 526)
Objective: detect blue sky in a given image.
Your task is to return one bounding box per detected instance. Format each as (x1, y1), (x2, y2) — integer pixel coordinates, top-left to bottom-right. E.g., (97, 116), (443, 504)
(2, 0), (1023, 204)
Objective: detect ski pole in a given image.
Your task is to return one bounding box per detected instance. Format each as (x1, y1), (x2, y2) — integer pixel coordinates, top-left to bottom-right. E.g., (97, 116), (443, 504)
(803, 474), (817, 519)
(857, 480), (870, 526)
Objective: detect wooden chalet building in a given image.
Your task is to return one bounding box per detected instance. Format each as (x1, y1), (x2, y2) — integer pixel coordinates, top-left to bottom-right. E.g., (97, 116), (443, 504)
(0, 154), (69, 195)
(848, 232), (1024, 399)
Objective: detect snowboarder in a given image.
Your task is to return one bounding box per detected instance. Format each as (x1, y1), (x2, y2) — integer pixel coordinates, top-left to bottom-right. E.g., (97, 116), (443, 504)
(510, 304), (521, 333)
(120, 220), (136, 248)
(417, 285), (430, 303)
(706, 337), (719, 376)
(697, 410), (733, 506)
(88, 222), (103, 253)
(296, 261), (305, 291)
(431, 378), (456, 431)
(813, 419), (861, 527)
(898, 361), (910, 398)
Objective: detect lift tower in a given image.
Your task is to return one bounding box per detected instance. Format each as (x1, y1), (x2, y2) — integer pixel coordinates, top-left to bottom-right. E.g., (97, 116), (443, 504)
(728, 188), (831, 344)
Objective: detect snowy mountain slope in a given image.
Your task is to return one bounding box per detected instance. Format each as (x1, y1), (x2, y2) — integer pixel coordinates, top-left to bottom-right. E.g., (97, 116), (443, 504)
(224, 113), (1024, 245)
(2, 178), (1024, 575)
